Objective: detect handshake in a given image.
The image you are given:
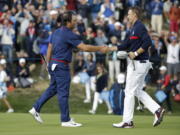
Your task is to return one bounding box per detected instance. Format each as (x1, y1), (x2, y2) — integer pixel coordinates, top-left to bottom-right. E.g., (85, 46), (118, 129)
(99, 46), (117, 53)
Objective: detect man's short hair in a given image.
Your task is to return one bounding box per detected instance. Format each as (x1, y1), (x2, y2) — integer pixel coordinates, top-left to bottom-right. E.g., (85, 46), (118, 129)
(57, 11), (76, 26)
(128, 6), (141, 19)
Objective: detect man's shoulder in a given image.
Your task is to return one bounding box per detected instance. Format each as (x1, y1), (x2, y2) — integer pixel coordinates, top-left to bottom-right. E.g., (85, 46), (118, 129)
(135, 21), (147, 31)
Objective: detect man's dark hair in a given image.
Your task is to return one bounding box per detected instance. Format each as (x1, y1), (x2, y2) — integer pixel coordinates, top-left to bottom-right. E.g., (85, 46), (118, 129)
(128, 6), (141, 19)
(57, 11), (76, 26)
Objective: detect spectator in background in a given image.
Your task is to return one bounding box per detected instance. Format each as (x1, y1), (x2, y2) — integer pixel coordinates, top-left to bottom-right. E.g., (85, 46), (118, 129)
(83, 53), (96, 103)
(163, 0), (172, 24)
(82, 27), (96, 61)
(108, 21), (122, 41)
(89, 0), (102, 21)
(66, 0), (78, 11)
(0, 59), (14, 88)
(76, 15), (86, 36)
(73, 53), (86, 75)
(150, 0), (164, 34)
(99, 0), (115, 19)
(127, 0), (141, 7)
(95, 29), (108, 65)
(77, 0), (90, 28)
(0, 19), (15, 63)
(49, 0), (67, 9)
(149, 33), (163, 83)
(108, 36), (120, 84)
(169, 1), (180, 33)
(25, 20), (36, 58)
(14, 58), (34, 88)
(164, 33), (180, 81)
(0, 63), (14, 113)
(157, 65), (172, 114)
(89, 64), (113, 114)
(15, 7), (33, 52)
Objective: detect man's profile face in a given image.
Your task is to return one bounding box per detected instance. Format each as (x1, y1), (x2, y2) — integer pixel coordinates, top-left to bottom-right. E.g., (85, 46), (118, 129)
(127, 10), (136, 24)
(69, 15), (77, 29)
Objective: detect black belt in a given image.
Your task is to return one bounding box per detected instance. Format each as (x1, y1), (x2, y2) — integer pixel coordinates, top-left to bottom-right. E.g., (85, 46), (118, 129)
(139, 60), (147, 63)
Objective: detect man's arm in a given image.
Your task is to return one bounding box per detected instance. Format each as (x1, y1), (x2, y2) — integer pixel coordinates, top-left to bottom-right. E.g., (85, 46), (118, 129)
(77, 43), (109, 53)
(46, 43), (53, 64)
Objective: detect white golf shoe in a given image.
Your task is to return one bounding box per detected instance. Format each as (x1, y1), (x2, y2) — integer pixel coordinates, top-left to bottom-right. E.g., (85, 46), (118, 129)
(153, 108), (165, 127)
(61, 119), (82, 127)
(113, 121), (134, 128)
(29, 107), (43, 124)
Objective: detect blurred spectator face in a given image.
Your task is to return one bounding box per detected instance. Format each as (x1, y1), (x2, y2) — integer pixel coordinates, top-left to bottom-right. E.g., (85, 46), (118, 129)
(3, 19), (9, 26)
(97, 29), (104, 37)
(17, 4), (23, 11)
(86, 27), (93, 35)
(105, 0), (110, 4)
(47, 3), (53, 10)
(29, 5), (35, 12)
(87, 53), (93, 61)
(160, 69), (166, 75)
(110, 36), (118, 44)
(170, 36), (177, 44)
(11, 7), (17, 15)
(28, 21), (34, 28)
(97, 65), (104, 74)
(154, 38), (159, 48)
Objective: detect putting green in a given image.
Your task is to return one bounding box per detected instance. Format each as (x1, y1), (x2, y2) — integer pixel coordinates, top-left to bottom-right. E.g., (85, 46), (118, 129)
(0, 113), (179, 135)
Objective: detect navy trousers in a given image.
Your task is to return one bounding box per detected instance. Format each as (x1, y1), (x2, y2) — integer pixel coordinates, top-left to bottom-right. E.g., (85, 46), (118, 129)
(33, 62), (71, 122)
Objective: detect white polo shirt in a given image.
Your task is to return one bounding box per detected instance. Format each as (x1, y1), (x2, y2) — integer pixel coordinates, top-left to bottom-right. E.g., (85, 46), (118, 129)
(167, 44), (180, 64)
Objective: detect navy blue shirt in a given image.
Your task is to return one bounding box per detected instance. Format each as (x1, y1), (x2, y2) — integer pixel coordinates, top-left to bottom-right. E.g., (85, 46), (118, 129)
(118, 20), (152, 60)
(50, 27), (82, 62)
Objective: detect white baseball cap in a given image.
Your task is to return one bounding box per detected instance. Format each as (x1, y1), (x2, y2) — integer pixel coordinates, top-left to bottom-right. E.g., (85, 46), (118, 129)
(19, 58), (26, 64)
(0, 59), (6, 64)
(159, 65), (167, 71)
(117, 73), (125, 83)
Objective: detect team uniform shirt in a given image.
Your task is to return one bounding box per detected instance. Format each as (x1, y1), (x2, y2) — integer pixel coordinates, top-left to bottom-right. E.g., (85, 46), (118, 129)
(50, 26), (82, 63)
(117, 20), (152, 60)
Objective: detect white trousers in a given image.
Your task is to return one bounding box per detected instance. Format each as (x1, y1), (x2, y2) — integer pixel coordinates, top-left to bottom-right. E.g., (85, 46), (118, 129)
(85, 76), (96, 100)
(109, 60), (120, 83)
(123, 59), (160, 123)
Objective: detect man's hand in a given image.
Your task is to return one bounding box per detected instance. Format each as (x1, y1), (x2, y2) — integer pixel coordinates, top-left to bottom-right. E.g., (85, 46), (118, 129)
(128, 52), (136, 59)
(109, 46), (118, 51)
(99, 46), (118, 53)
(99, 46), (109, 53)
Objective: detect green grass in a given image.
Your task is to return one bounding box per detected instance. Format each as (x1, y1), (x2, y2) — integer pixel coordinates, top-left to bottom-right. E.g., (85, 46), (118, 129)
(0, 113), (179, 135)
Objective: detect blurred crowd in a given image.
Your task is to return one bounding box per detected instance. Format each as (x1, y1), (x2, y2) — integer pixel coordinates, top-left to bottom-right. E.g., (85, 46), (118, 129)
(0, 0), (180, 114)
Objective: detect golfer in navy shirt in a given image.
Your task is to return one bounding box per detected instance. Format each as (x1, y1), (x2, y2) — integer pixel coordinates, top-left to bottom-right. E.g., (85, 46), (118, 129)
(29, 11), (109, 127)
(110, 7), (165, 128)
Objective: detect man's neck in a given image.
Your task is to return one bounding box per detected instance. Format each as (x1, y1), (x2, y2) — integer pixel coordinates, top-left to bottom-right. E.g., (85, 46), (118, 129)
(132, 18), (138, 26)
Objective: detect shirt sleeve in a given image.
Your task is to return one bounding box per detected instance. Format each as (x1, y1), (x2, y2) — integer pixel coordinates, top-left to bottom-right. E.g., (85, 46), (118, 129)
(49, 33), (53, 44)
(137, 24), (152, 51)
(67, 32), (82, 47)
(117, 31), (131, 51)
